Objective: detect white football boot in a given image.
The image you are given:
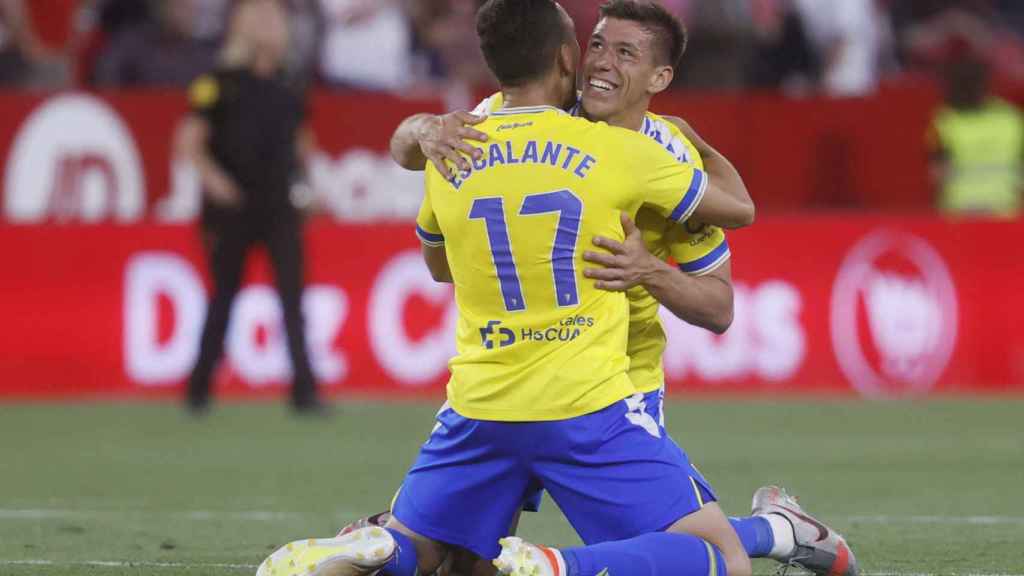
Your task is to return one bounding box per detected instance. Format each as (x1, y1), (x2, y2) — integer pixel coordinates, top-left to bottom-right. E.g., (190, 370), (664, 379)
(493, 537), (566, 576)
(752, 486), (858, 576)
(257, 526), (396, 576)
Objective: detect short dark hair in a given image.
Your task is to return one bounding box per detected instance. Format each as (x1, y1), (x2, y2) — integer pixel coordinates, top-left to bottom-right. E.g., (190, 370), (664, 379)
(476, 0), (570, 87)
(598, 0), (687, 68)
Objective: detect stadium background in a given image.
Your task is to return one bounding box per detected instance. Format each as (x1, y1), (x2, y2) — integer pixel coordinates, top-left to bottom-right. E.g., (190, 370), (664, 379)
(0, 1), (1022, 575)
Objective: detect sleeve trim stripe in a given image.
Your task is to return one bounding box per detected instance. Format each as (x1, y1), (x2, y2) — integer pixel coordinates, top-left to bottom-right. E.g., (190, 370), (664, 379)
(416, 225), (445, 246)
(670, 169), (707, 223)
(678, 240), (730, 276)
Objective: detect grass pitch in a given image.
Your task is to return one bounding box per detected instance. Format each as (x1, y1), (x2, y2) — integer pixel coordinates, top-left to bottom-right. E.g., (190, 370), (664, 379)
(0, 399), (1022, 575)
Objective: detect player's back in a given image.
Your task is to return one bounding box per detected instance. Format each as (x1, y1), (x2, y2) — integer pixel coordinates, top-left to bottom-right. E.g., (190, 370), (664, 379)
(418, 106), (704, 421)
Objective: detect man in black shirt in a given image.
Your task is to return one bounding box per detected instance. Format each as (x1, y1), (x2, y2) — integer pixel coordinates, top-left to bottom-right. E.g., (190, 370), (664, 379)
(180, 0), (325, 415)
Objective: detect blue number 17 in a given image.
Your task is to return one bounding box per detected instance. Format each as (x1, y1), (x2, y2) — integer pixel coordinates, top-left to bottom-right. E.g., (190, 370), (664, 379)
(469, 190), (582, 312)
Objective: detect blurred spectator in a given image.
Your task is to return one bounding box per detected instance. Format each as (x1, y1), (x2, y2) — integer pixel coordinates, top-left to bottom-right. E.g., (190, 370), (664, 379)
(674, 0), (756, 90)
(791, 0), (892, 96)
(928, 53), (1022, 217)
(93, 0), (218, 87)
(995, 0), (1024, 37)
(897, 0), (1024, 81)
(319, 0), (412, 90)
(0, 0), (68, 87)
(283, 0), (325, 88)
(406, 0), (493, 105)
(747, 0), (818, 92)
(87, 0), (152, 37)
(193, 0), (231, 41)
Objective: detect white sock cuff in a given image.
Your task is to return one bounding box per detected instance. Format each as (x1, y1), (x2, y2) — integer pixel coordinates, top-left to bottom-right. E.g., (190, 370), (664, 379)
(762, 513), (796, 560)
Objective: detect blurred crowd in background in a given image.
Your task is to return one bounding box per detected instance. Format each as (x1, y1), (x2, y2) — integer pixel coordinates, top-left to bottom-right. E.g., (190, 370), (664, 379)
(1, 0), (1024, 97)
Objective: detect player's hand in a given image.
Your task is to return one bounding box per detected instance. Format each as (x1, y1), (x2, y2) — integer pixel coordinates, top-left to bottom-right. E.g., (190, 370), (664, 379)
(419, 111), (488, 180)
(583, 213), (660, 292)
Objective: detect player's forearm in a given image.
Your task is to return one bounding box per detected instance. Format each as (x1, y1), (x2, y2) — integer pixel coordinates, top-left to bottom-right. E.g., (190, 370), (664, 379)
(700, 150), (754, 225)
(690, 180), (755, 229)
(390, 113), (436, 171)
(642, 260), (734, 334)
(421, 245), (453, 283)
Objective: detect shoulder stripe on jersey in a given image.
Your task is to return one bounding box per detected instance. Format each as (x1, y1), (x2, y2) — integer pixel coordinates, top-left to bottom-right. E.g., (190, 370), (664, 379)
(678, 240), (730, 276)
(416, 225), (445, 246)
(669, 169), (707, 223)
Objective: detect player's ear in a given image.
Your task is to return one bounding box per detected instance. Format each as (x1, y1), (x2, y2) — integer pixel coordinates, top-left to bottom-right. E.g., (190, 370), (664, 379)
(647, 65), (674, 95)
(557, 42), (577, 79)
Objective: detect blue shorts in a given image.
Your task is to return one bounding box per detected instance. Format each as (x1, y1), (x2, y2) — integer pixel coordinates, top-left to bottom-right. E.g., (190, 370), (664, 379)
(392, 394), (715, 560)
(520, 387), (714, 513)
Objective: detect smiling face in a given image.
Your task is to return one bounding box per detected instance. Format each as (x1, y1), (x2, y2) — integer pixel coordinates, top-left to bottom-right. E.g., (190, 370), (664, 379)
(581, 17), (674, 127)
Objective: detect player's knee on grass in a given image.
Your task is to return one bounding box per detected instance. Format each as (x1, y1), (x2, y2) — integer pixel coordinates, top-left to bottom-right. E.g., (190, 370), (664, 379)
(721, 549), (752, 576)
(666, 502), (752, 576)
(385, 515), (451, 574)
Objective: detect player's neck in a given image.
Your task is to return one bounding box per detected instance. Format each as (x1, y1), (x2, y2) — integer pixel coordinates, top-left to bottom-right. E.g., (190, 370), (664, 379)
(501, 83), (564, 111)
(605, 105), (647, 132)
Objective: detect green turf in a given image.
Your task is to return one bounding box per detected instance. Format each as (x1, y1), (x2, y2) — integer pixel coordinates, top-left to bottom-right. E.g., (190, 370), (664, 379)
(0, 399), (1022, 575)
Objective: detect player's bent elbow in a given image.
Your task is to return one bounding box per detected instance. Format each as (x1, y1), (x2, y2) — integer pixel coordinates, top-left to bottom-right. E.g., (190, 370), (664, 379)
(725, 552), (752, 576)
(739, 201), (755, 227)
(726, 201), (755, 229)
(389, 140), (425, 171)
(706, 306), (734, 335)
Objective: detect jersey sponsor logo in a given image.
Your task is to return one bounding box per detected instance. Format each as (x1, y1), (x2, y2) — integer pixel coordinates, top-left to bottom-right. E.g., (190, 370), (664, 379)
(496, 121), (534, 132)
(480, 320), (516, 349)
(521, 315), (595, 344)
(484, 315), (596, 348)
(4, 93), (145, 223)
(830, 231), (958, 397)
(519, 325), (583, 344)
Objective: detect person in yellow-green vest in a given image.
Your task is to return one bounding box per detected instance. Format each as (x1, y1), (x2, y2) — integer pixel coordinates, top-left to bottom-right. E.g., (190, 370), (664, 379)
(928, 54), (1023, 218)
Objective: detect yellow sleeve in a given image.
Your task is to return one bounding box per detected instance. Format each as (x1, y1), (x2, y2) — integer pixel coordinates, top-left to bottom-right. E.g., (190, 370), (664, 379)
(415, 173), (444, 246)
(664, 222), (731, 276)
(625, 131), (708, 224)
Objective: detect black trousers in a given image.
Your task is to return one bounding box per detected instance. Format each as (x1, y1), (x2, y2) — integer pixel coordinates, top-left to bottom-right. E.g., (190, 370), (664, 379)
(187, 207), (318, 407)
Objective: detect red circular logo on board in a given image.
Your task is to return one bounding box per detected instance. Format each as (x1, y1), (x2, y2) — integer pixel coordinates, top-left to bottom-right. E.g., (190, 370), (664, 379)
(830, 231), (958, 397)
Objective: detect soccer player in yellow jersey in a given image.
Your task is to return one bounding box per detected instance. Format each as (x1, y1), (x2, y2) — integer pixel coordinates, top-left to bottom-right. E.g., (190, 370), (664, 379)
(260, 2), (748, 576)
(383, 3), (857, 576)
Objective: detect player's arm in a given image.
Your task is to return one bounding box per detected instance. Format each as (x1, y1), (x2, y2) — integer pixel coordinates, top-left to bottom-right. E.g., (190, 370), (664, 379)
(583, 214), (733, 334)
(390, 111), (488, 180)
(421, 245), (452, 283)
(662, 115), (755, 229)
(415, 180), (452, 283)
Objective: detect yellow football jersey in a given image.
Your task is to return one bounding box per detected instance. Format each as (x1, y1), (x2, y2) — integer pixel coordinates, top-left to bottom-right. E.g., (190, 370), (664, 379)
(629, 113), (731, 393)
(474, 94), (731, 394)
(417, 105), (707, 421)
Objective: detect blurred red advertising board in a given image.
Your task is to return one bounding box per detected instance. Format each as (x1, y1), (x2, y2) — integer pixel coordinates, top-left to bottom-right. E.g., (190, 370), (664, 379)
(1, 216), (1021, 400)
